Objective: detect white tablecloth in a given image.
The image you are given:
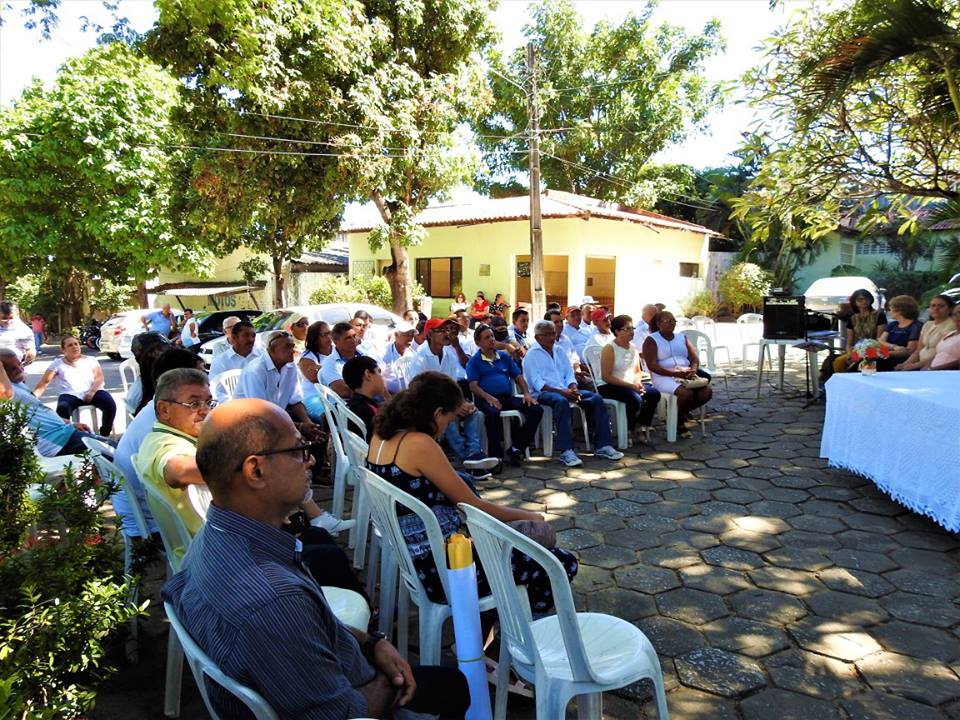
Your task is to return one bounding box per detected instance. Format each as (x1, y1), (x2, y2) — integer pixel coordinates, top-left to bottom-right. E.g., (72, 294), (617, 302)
(820, 371), (960, 532)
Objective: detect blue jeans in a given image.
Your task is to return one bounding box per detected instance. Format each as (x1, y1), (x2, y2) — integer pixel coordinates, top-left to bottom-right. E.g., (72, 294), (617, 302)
(537, 390), (613, 452)
(444, 410), (483, 462)
(34, 331), (43, 351)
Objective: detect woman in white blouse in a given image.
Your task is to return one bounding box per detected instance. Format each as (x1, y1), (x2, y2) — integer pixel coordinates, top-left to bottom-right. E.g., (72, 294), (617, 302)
(33, 335), (116, 435)
(596, 314), (662, 442)
(641, 311), (712, 438)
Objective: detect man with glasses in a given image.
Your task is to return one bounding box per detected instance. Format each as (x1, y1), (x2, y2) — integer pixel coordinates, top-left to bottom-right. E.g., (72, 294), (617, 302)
(163, 398), (469, 719)
(133, 368), (214, 535)
(0, 301), (36, 365)
(235, 331), (324, 442)
(523, 320), (624, 468)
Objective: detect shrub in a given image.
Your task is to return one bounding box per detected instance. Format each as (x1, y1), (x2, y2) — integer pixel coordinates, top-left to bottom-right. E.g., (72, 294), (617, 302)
(719, 263), (772, 314)
(0, 401), (142, 718)
(830, 264), (867, 277)
(681, 290), (720, 318)
(89, 279), (135, 316)
(868, 264), (941, 303)
(309, 274), (424, 310)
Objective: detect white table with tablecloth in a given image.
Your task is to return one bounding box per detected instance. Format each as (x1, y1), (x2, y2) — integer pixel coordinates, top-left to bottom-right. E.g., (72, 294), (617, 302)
(820, 371), (960, 532)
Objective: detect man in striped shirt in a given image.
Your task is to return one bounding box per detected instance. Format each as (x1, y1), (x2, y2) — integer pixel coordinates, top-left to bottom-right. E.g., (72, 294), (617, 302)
(163, 398), (468, 719)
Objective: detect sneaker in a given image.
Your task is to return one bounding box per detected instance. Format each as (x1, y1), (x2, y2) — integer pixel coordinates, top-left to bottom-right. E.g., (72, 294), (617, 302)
(463, 453), (500, 470)
(309, 511), (357, 535)
(491, 460), (504, 475)
(470, 467), (493, 481)
(596, 445), (624, 461)
(559, 449), (583, 467)
(507, 447), (525, 466)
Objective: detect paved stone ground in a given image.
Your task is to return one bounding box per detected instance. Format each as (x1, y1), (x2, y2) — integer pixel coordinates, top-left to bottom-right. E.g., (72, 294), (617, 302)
(65, 351), (960, 719)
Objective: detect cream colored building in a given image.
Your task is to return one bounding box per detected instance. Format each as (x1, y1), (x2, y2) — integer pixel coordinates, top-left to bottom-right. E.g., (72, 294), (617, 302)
(345, 190), (721, 316)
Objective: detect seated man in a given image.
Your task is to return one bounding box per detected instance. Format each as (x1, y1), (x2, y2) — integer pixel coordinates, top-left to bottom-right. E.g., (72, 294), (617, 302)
(509, 308), (531, 356)
(547, 309), (588, 387)
(380, 321), (416, 394)
(209, 320), (263, 403)
(410, 317), (496, 480)
(235, 331), (323, 442)
(0, 348), (109, 456)
(163, 399), (469, 719)
(0, 301), (37, 365)
(562, 306), (592, 361)
(352, 310), (380, 358)
(342, 355), (384, 441)
(321, 322), (363, 399)
(133, 368), (212, 537)
(584, 309), (614, 352)
(467, 324), (542, 469)
(453, 310), (477, 357)
(523, 320), (624, 468)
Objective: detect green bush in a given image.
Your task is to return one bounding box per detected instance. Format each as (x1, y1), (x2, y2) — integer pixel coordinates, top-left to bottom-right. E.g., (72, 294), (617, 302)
(309, 274), (424, 310)
(680, 290), (720, 318)
(868, 262), (941, 302)
(718, 263), (772, 314)
(89, 279), (135, 316)
(0, 401), (142, 719)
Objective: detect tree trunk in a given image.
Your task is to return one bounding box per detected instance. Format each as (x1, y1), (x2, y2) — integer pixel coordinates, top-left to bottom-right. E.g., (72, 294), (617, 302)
(135, 281), (149, 309)
(0, 273), (5, 302)
(387, 239), (412, 315)
(272, 254), (285, 308)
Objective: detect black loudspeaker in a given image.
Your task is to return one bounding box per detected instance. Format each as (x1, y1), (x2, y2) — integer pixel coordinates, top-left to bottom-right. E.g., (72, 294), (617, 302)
(763, 295), (806, 340)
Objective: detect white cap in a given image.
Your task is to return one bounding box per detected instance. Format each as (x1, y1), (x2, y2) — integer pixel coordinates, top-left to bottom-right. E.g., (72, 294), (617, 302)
(393, 321), (417, 334)
(580, 295), (596, 304)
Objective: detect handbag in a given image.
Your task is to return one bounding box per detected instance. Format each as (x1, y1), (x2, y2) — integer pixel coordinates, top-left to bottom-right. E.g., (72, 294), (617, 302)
(679, 376), (709, 389)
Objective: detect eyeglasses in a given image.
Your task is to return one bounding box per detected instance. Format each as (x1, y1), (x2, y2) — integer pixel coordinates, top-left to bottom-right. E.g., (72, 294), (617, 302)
(235, 442), (321, 470)
(166, 399), (218, 411)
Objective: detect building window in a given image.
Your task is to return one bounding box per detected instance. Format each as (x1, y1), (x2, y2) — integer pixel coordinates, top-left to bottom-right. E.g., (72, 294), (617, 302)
(679, 262), (700, 278)
(416, 257), (462, 297)
(840, 241), (855, 266)
(857, 239), (891, 255)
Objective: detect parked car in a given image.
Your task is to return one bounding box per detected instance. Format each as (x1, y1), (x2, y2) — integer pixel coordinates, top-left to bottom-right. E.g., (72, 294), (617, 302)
(191, 309), (261, 345)
(198, 303), (403, 369)
(100, 309), (182, 361)
(804, 276), (885, 314)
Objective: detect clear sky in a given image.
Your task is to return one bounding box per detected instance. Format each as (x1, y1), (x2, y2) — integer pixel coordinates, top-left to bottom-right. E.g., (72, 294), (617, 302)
(0, 0), (807, 169)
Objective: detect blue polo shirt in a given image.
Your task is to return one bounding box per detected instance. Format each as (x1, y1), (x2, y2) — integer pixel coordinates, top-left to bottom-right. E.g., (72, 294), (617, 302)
(145, 310), (174, 336)
(466, 349), (521, 396)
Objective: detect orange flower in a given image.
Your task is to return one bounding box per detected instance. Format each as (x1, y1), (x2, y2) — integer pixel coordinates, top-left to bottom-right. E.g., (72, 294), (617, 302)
(865, 347), (877, 359)
(83, 534), (102, 547)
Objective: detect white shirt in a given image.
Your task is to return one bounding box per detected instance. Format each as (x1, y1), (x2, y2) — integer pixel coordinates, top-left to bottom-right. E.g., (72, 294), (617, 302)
(562, 321), (591, 358)
(410, 340), (465, 381)
(522, 341), (576, 398)
(235, 354), (304, 409)
(0, 323), (34, 360)
(48, 355), (100, 398)
(298, 350), (327, 398)
(555, 333), (580, 370)
(381, 341), (413, 394)
(320, 348), (362, 388)
(585, 331), (614, 352)
(209, 346), (263, 402)
(457, 331), (477, 358)
(180, 317), (199, 347)
(114, 404), (158, 536)
(631, 320), (651, 353)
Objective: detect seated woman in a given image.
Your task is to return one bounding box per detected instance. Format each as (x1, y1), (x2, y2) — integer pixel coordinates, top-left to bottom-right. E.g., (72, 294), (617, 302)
(450, 292), (469, 314)
(366, 371), (577, 613)
(896, 295), (956, 370)
(469, 291), (490, 327)
(641, 311), (712, 438)
(490, 293), (510, 318)
(832, 288), (887, 373)
(597, 314), (662, 444)
(33, 335), (117, 436)
(877, 295), (922, 371)
(298, 320), (331, 422)
(931, 304), (960, 370)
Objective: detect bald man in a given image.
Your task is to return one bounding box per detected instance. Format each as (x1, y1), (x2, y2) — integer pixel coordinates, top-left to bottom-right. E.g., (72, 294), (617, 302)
(164, 400), (468, 720)
(632, 304), (659, 351)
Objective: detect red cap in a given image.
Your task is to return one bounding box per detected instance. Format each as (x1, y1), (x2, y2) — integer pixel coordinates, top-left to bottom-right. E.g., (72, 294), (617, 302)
(591, 308), (610, 323)
(565, 305), (581, 316)
(423, 317), (457, 334)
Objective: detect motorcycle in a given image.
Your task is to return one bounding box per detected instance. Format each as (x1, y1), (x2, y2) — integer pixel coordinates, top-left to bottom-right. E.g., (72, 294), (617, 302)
(79, 318), (102, 351)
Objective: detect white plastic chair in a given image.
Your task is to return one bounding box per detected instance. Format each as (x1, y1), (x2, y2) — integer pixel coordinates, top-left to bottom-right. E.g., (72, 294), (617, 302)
(581, 345), (633, 447)
(461, 504), (669, 720)
(332, 401), (373, 562)
(638, 357), (706, 443)
(120, 357), (140, 424)
(691, 316), (732, 367)
(187, 484), (213, 520)
(210, 369), (242, 402)
(674, 316), (693, 330)
(737, 313), (770, 371)
(314, 383), (353, 526)
(164, 600), (279, 720)
(71, 404), (102, 432)
(360, 468), (496, 664)
(684, 330), (729, 395)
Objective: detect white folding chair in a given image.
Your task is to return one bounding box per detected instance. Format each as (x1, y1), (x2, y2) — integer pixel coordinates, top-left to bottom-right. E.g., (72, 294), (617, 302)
(333, 402), (373, 559)
(360, 468), (496, 664)
(120, 357), (140, 424)
(638, 357), (705, 443)
(210, 369), (242, 402)
(314, 384), (353, 526)
(461, 504), (669, 720)
(164, 601), (279, 720)
(581, 345), (631, 447)
(738, 313), (770, 371)
(684, 330), (729, 395)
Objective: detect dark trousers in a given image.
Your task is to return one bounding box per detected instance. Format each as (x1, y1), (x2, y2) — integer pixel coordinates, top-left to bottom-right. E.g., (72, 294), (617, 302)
(58, 430), (116, 456)
(475, 394), (544, 457)
(404, 666), (470, 720)
(299, 526), (368, 600)
(598, 383), (661, 430)
(56, 391), (117, 436)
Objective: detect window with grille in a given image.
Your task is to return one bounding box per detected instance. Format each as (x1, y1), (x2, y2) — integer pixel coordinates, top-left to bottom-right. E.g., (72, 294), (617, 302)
(679, 262), (700, 278)
(415, 257), (462, 297)
(840, 241), (855, 266)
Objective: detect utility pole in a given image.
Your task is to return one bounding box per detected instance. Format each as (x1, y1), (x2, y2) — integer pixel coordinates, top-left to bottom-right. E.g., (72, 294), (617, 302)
(526, 41), (546, 323)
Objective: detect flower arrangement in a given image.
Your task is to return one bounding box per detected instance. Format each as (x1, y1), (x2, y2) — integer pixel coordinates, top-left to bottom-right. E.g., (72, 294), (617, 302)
(849, 338), (890, 373)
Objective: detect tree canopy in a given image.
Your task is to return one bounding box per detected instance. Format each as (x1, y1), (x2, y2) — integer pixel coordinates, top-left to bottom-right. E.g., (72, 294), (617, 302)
(0, 42), (211, 303)
(473, 0), (724, 207)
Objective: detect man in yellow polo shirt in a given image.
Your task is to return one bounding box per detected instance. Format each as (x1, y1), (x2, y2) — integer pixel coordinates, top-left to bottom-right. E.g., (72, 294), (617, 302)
(134, 368), (213, 536)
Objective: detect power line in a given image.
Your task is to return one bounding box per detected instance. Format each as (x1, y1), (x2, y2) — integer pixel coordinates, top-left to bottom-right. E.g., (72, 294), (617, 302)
(136, 141), (526, 159)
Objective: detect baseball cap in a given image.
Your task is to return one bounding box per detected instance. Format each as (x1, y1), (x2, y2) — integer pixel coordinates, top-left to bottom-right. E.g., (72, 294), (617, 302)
(393, 321), (417, 334)
(565, 305), (582, 316)
(423, 317), (458, 334)
(580, 295), (596, 304)
(591, 308), (610, 323)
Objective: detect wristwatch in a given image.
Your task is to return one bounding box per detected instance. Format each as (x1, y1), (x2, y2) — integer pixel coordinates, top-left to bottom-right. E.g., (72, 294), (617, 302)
(361, 630), (386, 661)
